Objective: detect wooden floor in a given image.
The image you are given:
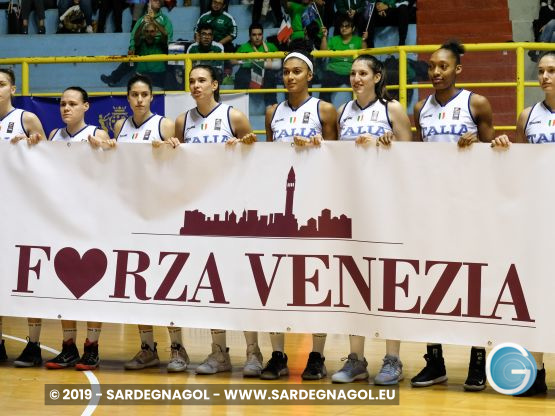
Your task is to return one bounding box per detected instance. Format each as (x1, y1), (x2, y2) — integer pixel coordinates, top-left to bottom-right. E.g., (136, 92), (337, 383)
(1, 317), (553, 415)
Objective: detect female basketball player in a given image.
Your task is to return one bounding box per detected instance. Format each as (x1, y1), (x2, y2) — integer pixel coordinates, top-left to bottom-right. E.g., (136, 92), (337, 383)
(0, 68), (46, 368)
(174, 64), (259, 376)
(262, 49), (337, 380)
(45, 86), (110, 371)
(332, 54), (411, 385)
(411, 40), (495, 391)
(114, 75), (187, 373)
(489, 51), (555, 396)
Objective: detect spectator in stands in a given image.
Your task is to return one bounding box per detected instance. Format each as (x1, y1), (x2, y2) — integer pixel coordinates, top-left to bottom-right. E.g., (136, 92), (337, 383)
(288, 0), (324, 44)
(128, 0), (148, 30)
(20, 0), (46, 34)
(530, 0), (555, 62)
(101, 1), (173, 87)
(58, 0), (94, 33)
(234, 23), (281, 107)
(334, 0), (366, 36)
(186, 23), (225, 73)
(319, 15), (367, 103)
(195, 0), (237, 52)
(97, 0), (128, 33)
(252, 0), (283, 26)
(365, 0), (415, 48)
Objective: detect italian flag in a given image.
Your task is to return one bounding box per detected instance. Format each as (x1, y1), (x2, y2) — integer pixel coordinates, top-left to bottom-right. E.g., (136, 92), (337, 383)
(438, 112), (446, 120)
(132, 133), (139, 140)
(201, 123), (208, 130)
(289, 117), (296, 123)
(357, 115), (363, 121)
(549, 120), (555, 126)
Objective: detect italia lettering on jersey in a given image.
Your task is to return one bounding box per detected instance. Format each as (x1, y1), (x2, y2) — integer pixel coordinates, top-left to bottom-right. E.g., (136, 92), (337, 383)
(339, 99), (391, 141)
(183, 103), (234, 144)
(419, 89), (477, 143)
(270, 96), (322, 142)
(525, 101), (555, 143)
(0, 108), (27, 141)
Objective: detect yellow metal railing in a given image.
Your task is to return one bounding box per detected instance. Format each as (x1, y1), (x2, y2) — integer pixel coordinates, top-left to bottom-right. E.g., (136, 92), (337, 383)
(0, 42), (553, 132)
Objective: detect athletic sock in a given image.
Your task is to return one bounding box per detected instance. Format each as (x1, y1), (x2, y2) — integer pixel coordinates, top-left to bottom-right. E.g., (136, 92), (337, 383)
(269, 332), (284, 352)
(86, 327), (101, 343)
(139, 328), (155, 350)
(167, 327), (183, 345)
(63, 327), (77, 343)
(349, 335), (365, 359)
(28, 321), (42, 343)
(210, 329), (227, 350)
(312, 333), (327, 354)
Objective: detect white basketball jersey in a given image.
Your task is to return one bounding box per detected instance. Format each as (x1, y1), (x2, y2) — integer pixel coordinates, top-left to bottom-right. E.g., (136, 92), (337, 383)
(419, 89), (477, 142)
(117, 114), (164, 142)
(183, 103), (234, 144)
(270, 97), (322, 142)
(339, 99), (392, 141)
(0, 108), (27, 141)
(51, 125), (98, 142)
(525, 101), (555, 144)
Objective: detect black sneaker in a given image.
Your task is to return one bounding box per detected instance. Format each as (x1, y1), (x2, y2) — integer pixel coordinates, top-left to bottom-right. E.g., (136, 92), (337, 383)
(463, 347), (486, 391)
(302, 351), (327, 380)
(515, 367), (548, 397)
(0, 339), (7, 362)
(45, 339), (80, 369)
(14, 339), (42, 367)
(260, 351), (289, 380)
(100, 74), (115, 87)
(411, 344), (448, 387)
(75, 340), (99, 371)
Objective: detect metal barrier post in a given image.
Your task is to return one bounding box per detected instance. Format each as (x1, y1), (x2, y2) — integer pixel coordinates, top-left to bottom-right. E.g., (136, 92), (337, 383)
(399, 48), (408, 109)
(21, 61), (29, 96)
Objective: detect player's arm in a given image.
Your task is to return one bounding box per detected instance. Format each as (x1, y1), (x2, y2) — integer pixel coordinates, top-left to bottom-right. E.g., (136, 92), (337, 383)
(89, 128), (115, 149)
(412, 99), (425, 142)
(265, 104), (278, 142)
(470, 93), (495, 142)
(47, 129), (56, 141)
(336, 103), (346, 138)
(388, 100), (412, 141)
(319, 101), (338, 140)
(515, 107), (532, 144)
(112, 119), (125, 140)
(174, 113), (186, 143)
(230, 108), (253, 141)
(22, 112), (46, 141)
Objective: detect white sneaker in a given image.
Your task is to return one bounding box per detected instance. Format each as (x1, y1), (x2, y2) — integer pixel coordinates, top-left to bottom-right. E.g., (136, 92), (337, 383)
(331, 353), (369, 383)
(167, 343), (189, 373)
(243, 343), (263, 377)
(86, 25), (93, 33)
(196, 343), (232, 374)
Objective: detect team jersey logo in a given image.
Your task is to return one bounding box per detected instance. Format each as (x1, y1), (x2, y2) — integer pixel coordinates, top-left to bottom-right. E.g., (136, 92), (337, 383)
(215, 119), (222, 131)
(371, 111), (379, 121)
(7, 122), (14, 133)
(302, 112), (310, 124)
(453, 107), (461, 120)
(438, 112), (446, 120)
(144, 130), (151, 141)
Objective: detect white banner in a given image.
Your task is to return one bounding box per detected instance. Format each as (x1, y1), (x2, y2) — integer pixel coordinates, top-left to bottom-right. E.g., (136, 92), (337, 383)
(1, 141), (553, 352)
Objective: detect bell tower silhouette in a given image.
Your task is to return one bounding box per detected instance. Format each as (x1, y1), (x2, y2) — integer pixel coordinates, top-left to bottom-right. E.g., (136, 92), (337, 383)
(285, 167), (295, 217)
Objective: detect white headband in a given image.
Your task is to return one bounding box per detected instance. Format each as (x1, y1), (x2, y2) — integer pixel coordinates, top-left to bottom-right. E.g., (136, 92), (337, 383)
(284, 52), (314, 72)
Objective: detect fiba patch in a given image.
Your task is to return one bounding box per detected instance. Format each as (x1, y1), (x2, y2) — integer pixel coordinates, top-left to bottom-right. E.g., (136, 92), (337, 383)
(302, 112), (310, 124)
(371, 111), (379, 121)
(7, 122), (14, 133)
(215, 118), (222, 131)
(453, 107), (461, 120)
(144, 130), (151, 141)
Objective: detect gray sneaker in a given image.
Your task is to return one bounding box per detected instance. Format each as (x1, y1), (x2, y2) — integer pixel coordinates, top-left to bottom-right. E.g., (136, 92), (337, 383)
(196, 343), (232, 374)
(331, 353), (369, 383)
(243, 343), (263, 377)
(167, 343), (189, 373)
(124, 342), (160, 370)
(374, 355), (403, 385)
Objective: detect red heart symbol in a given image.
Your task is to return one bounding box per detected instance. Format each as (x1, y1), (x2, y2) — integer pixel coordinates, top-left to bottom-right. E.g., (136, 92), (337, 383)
(54, 248), (108, 299)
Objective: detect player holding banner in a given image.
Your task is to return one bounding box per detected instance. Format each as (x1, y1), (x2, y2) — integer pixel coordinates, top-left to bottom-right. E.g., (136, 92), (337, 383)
(332, 54), (411, 385)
